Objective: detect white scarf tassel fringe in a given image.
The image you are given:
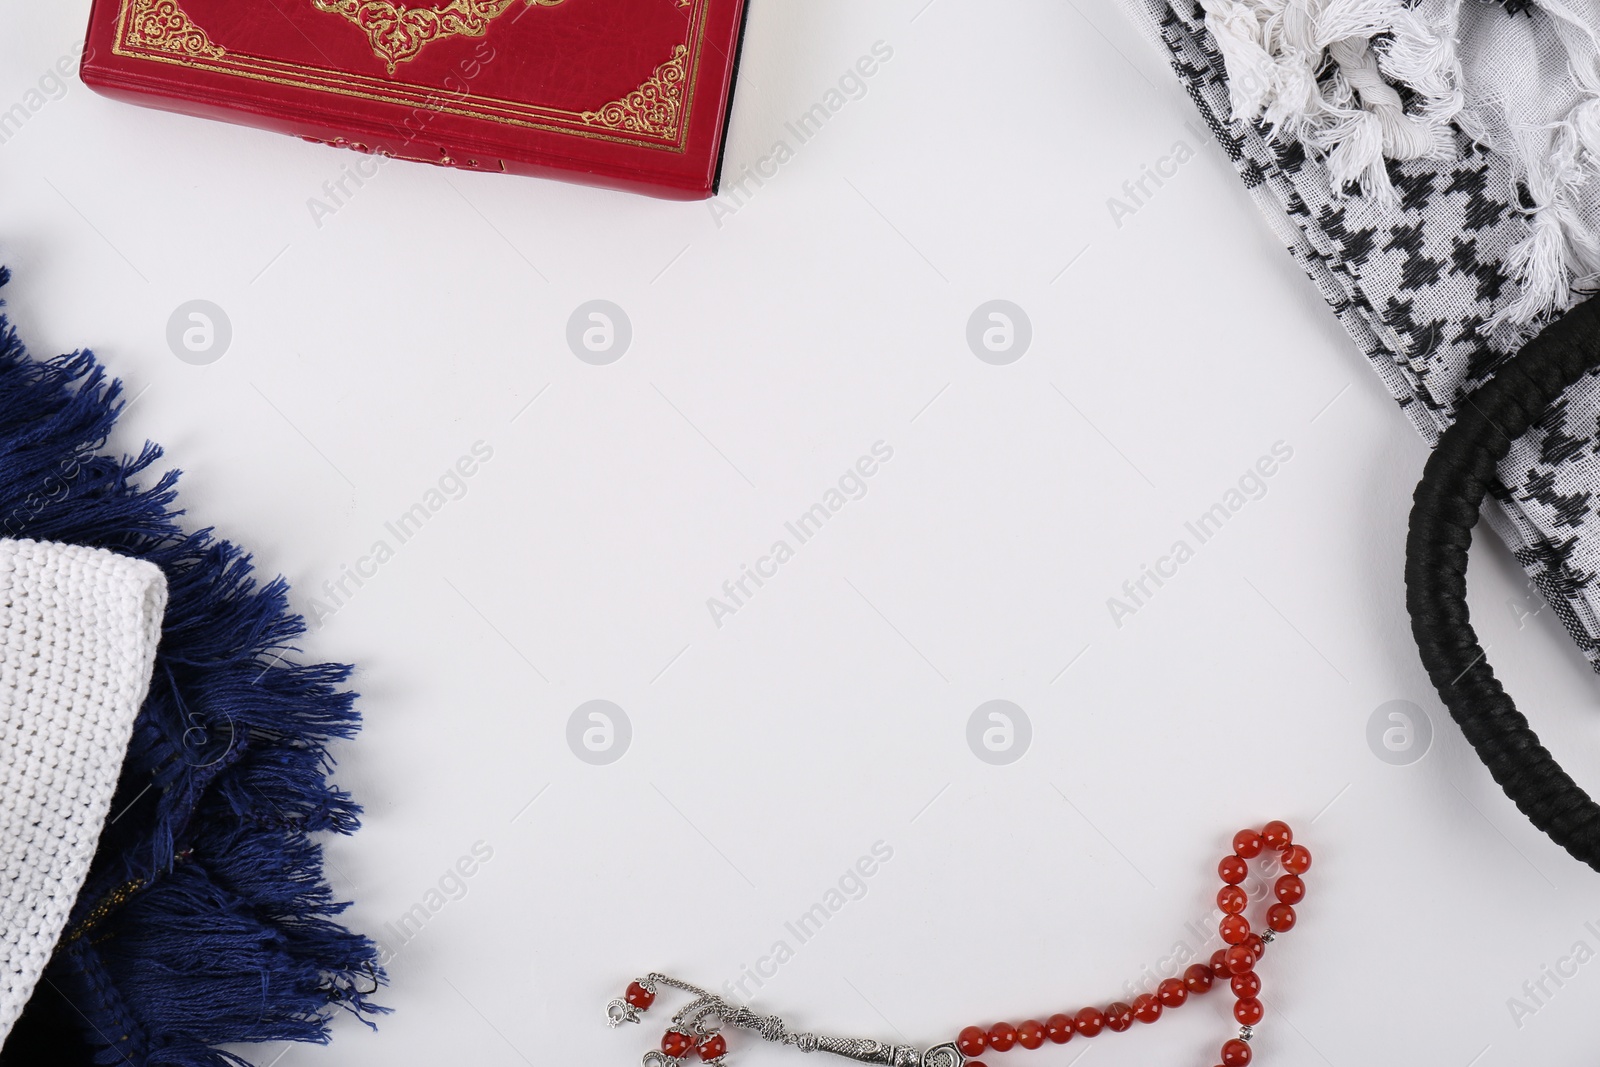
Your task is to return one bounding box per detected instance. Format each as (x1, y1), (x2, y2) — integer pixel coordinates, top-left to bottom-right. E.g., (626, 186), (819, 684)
(1197, 0), (1600, 328)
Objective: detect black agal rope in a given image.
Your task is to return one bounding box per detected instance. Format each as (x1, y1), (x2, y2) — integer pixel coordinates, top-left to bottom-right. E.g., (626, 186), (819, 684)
(1407, 296), (1600, 871)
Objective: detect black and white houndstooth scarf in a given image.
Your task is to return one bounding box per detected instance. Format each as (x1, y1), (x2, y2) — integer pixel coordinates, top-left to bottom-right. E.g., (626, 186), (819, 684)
(1125, 0), (1600, 670)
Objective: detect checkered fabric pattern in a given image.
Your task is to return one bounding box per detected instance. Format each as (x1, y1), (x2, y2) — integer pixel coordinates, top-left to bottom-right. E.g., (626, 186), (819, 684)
(1126, 0), (1600, 668)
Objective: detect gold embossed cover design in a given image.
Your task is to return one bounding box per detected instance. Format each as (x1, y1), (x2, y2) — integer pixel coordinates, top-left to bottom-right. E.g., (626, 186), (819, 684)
(310, 0), (568, 74)
(83, 0), (750, 199)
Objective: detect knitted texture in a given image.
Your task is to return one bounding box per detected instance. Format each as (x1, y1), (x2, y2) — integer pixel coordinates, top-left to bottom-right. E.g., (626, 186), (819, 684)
(0, 539), (166, 1043)
(0, 265), (384, 1066)
(1123, 0), (1600, 672)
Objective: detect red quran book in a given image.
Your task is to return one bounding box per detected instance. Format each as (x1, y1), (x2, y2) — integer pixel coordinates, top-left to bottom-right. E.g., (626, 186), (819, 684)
(81, 0), (750, 199)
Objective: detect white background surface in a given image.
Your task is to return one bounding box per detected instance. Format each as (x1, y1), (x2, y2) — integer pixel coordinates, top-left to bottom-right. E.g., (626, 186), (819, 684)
(5, 1), (1600, 1065)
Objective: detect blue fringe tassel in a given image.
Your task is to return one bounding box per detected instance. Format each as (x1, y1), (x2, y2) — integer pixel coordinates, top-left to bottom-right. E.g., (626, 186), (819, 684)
(0, 268), (386, 1066)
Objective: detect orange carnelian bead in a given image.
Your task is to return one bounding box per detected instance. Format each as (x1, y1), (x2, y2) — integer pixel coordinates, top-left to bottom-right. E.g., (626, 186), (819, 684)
(1268, 903), (1297, 932)
(1074, 1007), (1106, 1037)
(1275, 874), (1305, 905)
(1045, 1014), (1075, 1044)
(662, 1032), (696, 1058)
(1221, 1038), (1253, 1066)
(1233, 830), (1265, 859)
(1104, 1003), (1134, 1032)
(1230, 971), (1260, 999)
(1282, 844), (1312, 875)
(1218, 855), (1249, 884)
(987, 1023), (1018, 1052)
(1234, 998), (1264, 1026)
(1016, 1020), (1046, 1050)
(626, 982), (656, 1010)
(1225, 944), (1255, 975)
(1262, 821), (1292, 851)
(1132, 994), (1162, 1024)
(697, 1035), (727, 1062)
(1243, 934), (1266, 961)
(1186, 962), (1216, 993)
(1219, 914), (1251, 945)
(1217, 885), (1248, 914)
(1158, 977), (1188, 1008)
(957, 1027), (988, 1057)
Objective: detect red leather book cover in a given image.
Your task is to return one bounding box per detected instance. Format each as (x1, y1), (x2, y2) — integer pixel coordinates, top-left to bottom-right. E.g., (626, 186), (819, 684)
(81, 0), (750, 199)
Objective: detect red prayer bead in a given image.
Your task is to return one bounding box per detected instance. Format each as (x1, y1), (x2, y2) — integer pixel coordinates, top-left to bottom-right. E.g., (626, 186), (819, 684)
(1074, 1007), (1106, 1037)
(1234, 998), (1264, 1026)
(1104, 1003), (1134, 1032)
(1243, 934), (1266, 961)
(1230, 971), (1260, 999)
(1132, 993), (1162, 1024)
(697, 1035), (728, 1061)
(1275, 874), (1306, 905)
(1217, 885), (1248, 914)
(957, 1027), (988, 1057)
(1209, 949), (1231, 977)
(1233, 830), (1265, 859)
(1282, 844), (1312, 875)
(662, 1031), (696, 1058)
(1045, 1014), (1075, 1044)
(987, 1023), (1018, 1052)
(1219, 914), (1251, 945)
(1221, 1038), (1253, 1066)
(1225, 944), (1255, 975)
(1158, 977), (1188, 1008)
(1268, 903), (1298, 932)
(1017, 1020), (1046, 1050)
(1262, 821), (1293, 851)
(626, 982), (656, 1010)
(1186, 962), (1215, 993)
(1218, 855), (1248, 885)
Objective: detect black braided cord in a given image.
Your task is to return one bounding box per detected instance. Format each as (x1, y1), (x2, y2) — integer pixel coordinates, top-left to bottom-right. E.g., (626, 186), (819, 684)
(1406, 296), (1600, 871)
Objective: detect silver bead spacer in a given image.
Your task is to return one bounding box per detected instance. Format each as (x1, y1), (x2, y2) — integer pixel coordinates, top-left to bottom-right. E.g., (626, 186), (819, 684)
(1239, 1025), (1255, 1042)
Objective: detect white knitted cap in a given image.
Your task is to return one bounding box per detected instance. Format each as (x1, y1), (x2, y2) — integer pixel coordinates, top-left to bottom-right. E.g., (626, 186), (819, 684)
(0, 539), (166, 1043)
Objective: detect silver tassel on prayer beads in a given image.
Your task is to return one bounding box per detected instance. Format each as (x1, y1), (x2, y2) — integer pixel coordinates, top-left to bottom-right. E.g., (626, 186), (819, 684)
(607, 974), (966, 1067)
